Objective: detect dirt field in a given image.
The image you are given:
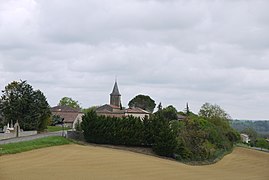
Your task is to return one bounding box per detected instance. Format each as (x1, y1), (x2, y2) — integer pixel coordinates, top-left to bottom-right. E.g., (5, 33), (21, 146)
(0, 144), (268, 180)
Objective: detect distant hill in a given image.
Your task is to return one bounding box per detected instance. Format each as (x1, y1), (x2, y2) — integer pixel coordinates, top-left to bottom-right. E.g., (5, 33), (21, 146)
(230, 120), (269, 137)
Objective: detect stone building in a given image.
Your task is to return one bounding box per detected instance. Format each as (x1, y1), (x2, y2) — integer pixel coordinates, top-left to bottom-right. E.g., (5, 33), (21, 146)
(96, 81), (150, 119)
(51, 105), (83, 129)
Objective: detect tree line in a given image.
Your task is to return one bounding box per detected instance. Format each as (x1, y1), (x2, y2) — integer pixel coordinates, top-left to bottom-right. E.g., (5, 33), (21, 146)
(81, 103), (240, 161)
(0, 80), (242, 160)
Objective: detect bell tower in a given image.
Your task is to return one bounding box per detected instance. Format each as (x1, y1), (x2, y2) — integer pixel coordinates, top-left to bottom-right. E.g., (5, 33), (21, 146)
(110, 80), (121, 107)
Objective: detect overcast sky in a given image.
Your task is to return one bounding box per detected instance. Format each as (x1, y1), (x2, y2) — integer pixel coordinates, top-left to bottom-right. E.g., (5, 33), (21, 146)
(0, 0), (269, 120)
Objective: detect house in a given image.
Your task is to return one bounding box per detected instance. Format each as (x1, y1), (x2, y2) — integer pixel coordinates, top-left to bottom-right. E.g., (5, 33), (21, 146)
(125, 107), (151, 119)
(96, 81), (150, 119)
(177, 114), (186, 121)
(240, 133), (250, 143)
(51, 105), (83, 129)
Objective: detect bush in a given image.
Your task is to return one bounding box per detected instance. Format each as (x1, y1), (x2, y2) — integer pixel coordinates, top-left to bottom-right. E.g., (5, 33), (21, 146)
(81, 110), (144, 146)
(81, 109), (238, 162)
(153, 120), (177, 157)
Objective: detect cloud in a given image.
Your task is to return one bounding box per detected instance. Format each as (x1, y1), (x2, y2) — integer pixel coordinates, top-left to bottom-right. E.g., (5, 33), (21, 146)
(0, 0), (269, 119)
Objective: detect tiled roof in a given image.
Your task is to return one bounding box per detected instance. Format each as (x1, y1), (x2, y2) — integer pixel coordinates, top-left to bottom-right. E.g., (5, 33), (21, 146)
(125, 107), (150, 114)
(108, 104), (120, 109)
(51, 105), (81, 113)
(51, 105), (83, 123)
(96, 104), (120, 112)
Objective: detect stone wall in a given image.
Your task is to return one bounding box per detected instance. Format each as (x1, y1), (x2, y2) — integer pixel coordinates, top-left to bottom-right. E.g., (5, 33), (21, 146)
(0, 131), (37, 140)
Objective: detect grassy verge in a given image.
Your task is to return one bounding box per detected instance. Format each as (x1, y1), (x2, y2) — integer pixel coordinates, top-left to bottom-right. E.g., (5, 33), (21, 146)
(0, 136), (71, 156)
(46, 126), (71, 132)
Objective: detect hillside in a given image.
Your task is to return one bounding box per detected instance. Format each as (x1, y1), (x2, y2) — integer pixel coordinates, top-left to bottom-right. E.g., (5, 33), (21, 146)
(0, 144), (268, 180)
(230, 120), (269, 136)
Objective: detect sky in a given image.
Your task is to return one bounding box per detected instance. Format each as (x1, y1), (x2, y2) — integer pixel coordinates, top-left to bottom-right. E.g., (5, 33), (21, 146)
(0, 0), (269, 120)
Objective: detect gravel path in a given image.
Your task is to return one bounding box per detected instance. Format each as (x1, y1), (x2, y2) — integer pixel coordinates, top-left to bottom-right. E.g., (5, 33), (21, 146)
(0, 131), (62, 144)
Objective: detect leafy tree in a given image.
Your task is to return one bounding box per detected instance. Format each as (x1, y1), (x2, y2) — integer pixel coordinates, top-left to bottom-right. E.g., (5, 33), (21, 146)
(161, 105), (178, 121)
(0, 80), (51, 131)
(58, 97), (81, 109)
(199, 103), (230, 120)
(51, 115), (63, 126)
(256, 138), (269, 150)
(128, 94), (156, 113)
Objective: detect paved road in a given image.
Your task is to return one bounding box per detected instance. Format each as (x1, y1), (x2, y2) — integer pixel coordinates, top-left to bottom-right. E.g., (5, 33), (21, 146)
(0, 131), (63, 145)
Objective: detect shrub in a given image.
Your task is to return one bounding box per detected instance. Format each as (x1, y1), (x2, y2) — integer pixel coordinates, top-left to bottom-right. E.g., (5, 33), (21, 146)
(153, 120), (177, 157)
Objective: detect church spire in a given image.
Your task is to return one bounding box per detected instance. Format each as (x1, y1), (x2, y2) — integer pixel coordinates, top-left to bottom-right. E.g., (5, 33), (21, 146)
(110, 80), (121, 107)
(110, 80), (121, 96)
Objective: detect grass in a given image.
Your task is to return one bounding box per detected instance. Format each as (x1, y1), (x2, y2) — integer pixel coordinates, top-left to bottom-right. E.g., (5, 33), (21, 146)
(0, 136), (71, 155)
(46, 125), (71, 132)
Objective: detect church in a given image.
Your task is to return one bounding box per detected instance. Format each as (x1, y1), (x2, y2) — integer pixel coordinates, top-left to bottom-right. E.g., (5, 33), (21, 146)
(96, 81), (150, 119)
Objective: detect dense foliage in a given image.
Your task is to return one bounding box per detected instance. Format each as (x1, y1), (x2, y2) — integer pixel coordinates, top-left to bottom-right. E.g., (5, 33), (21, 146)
(81, 110), (177, 157)
(81, 110), (144, 146)
(172, 114), (239, 161)
(161, 105), (178, 121)
(51, 115), (63, 126)
(82, 103), (239, 160)
(255, 138), (269, 150)
(0, 80), (51, 131)
(58, 97), (81, 109)
(128, 94), (156, 113)
(199, 103), (231, 120)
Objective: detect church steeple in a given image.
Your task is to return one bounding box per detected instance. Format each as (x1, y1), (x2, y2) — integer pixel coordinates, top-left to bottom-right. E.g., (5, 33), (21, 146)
(110, 80), (121, 107)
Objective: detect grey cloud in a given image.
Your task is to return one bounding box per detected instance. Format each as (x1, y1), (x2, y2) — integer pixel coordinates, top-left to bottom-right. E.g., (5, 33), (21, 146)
(0, 0), (269, 119)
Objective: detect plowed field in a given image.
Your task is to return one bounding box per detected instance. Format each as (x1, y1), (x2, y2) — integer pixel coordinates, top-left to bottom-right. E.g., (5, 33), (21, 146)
(0, 144), (268, 180)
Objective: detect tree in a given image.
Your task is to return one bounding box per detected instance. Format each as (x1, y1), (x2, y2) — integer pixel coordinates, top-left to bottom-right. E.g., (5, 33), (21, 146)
(157, 102), (162, 111)
(161, 105), (178, 121)
(199, 103), (230, 120)
(33, 90), (51, 130)
(58, 97), (81, 109)
(152, 112), (177, 157)
(51, 115), (62, 126)
(185, 103), (190, 115)
(0, 80), (51, 131)
(256, 138), (269, 150)
(128, 94), (156, 113)
(0, 110), (4, 129)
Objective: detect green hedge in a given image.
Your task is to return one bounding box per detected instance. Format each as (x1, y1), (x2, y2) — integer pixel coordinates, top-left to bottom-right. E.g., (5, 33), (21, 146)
(81, 110), (177, 157)
(81, 111), (144, 146)
(81, 110), (239, 160)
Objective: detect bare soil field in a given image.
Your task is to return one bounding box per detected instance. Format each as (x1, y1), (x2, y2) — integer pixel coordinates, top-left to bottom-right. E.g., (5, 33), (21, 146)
(0, 144), (268, 180)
